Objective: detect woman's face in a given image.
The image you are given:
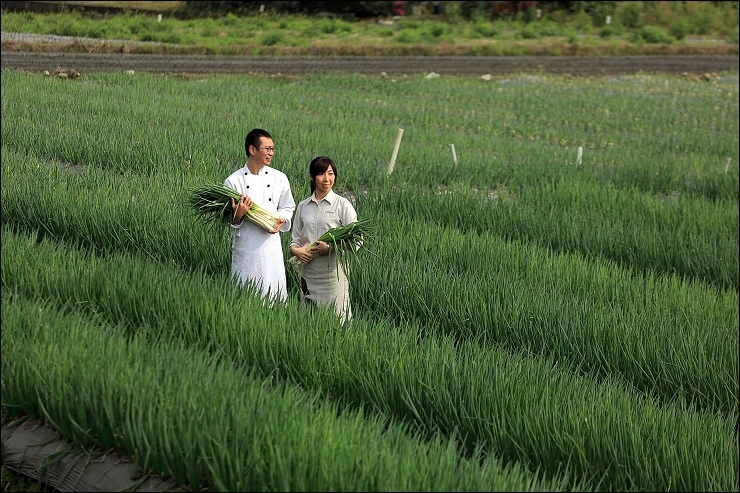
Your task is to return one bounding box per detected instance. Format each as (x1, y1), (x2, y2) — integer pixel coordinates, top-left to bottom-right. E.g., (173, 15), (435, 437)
(313, 166), (335, 195)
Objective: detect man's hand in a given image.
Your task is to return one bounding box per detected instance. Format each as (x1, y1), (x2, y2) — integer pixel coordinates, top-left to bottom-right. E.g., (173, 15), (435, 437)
(267, 217), (286, 234)
(230, 194), (252, 224)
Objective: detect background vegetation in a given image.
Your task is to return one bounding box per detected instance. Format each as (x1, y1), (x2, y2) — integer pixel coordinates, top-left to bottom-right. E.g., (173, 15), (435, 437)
(1, 0), (738, 56)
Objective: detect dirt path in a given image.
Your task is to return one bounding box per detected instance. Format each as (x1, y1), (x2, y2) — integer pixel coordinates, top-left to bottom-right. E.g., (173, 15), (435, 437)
(2, 50), (738, 77)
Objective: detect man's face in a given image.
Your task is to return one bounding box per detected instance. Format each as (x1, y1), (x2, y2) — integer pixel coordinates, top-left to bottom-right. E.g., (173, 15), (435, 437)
(253, 137), (275, 165)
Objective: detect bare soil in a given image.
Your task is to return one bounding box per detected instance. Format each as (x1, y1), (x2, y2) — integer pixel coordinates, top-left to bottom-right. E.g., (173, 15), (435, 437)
(2, 50), (738, 78)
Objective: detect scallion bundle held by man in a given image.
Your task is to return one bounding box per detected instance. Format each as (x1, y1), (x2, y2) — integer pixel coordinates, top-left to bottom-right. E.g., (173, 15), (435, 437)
(188, 182), (282, 231)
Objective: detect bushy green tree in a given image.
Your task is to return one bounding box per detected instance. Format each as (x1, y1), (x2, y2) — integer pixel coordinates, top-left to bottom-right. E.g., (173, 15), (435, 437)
(614, 1), (644, 29)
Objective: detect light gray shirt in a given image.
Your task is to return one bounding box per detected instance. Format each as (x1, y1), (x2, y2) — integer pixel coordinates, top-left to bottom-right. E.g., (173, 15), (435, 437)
(290, 189), (357, 248)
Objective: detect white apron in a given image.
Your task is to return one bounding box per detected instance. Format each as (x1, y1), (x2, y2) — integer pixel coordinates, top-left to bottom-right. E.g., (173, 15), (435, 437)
(226, 165), (294, 303)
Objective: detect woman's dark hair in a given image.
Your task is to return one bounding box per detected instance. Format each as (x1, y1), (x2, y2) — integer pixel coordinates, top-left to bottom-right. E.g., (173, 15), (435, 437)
(245, 128), (272, 157)
(308, 156), (338, 194)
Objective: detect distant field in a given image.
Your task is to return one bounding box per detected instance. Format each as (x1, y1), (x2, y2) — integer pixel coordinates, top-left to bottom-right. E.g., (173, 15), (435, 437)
(32, 1), (182, 11)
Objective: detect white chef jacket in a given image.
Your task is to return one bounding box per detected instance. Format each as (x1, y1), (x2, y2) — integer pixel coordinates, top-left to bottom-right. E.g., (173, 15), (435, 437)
(224, 163), (295, 303)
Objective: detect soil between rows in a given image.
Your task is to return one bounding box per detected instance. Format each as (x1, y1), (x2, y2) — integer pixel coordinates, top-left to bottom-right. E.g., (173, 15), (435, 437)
(2, 50), (739, 77)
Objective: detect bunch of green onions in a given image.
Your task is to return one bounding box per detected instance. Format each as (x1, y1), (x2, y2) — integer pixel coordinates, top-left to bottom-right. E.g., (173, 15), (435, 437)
(188, 182), (281, 231)
(289, 218), (374, 277)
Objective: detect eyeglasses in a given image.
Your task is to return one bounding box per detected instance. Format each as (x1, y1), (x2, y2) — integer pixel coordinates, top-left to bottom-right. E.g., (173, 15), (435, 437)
(258, 146), (276, 153)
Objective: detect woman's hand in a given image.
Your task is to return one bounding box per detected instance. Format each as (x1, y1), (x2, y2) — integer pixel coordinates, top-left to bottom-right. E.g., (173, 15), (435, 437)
(293, 243), (320, 264)
(314, 240), (332, 256)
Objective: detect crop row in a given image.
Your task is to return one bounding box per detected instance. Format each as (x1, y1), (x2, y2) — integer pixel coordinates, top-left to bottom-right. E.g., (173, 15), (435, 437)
(1, 68), (737, 492)
(2, 144), (737, 417)
(1, 71), (737, 199)
(3, 227), (737, 491)
(3, 290), (571, 492)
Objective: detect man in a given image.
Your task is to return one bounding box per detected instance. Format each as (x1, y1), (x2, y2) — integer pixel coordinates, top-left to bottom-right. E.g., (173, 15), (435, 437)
(224, 128), (296, 303)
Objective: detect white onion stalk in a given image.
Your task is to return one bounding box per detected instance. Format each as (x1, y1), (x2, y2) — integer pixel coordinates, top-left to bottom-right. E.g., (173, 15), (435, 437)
(188, 183), (281, 232)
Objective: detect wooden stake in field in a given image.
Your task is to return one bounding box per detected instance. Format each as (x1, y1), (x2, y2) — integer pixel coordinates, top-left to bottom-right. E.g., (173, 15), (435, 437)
(387, 128), (404, 175)
(449, 144), (457, 165)
(576, 146), (583, 166)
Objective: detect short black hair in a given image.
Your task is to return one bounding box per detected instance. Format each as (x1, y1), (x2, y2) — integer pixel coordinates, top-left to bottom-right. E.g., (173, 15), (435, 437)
(245, 128), (272, 157)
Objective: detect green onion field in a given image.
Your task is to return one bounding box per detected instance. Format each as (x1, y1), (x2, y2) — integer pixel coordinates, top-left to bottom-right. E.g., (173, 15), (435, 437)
(1, 67), (738, 491)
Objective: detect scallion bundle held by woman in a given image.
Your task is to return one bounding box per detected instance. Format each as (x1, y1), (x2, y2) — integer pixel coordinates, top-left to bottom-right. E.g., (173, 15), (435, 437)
(188, 182), (281, 232)
(288, 218), (373, 276)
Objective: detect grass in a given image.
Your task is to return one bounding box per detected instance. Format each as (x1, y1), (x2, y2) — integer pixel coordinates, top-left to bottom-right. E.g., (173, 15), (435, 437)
(1, 1), (738, 56)
(2, 222), (737, 491)
(31, 1), (183, 12)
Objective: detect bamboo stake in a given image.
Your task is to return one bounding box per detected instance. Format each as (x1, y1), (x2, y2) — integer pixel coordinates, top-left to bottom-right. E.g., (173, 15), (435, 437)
(449, 144), (457, 165)
(387, 128), (404, 175)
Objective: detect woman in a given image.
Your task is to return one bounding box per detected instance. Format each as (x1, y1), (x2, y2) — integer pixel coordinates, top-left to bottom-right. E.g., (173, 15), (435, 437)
(290, 156), (358, 324)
